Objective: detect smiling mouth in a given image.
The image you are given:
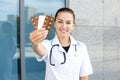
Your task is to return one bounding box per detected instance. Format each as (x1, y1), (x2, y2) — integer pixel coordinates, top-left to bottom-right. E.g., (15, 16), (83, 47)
(60, 29), (68, 33)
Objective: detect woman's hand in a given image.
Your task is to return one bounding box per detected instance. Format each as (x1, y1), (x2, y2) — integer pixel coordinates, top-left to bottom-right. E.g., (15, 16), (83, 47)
(29, 28), (48, 46)
(80, 76), (88, 80)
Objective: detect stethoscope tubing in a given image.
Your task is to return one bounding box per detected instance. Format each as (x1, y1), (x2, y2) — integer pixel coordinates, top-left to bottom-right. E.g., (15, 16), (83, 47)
(49, 44), (66, 66)
(49, 44), (77, 66)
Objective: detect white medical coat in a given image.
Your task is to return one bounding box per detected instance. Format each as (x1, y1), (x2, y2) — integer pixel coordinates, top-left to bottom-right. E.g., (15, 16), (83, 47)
(36, 35), (93, 80)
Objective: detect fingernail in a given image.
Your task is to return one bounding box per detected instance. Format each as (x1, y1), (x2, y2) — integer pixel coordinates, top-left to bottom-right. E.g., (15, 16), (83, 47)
(45, 30), (48, 33)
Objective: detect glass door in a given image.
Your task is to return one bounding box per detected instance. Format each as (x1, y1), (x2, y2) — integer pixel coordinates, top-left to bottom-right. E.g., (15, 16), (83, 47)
(24, 0), (66, 80)
(0, 0), (20, 80)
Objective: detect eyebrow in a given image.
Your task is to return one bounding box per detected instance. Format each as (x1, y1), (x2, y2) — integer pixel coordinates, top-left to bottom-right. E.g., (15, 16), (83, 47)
(56, 19), (73, 22)
(56, 19), (63, 21)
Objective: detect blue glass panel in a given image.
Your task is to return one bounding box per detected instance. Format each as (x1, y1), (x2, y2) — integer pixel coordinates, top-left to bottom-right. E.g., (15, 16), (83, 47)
(0, 0), (20, 80)
(24, 0), (65, 80)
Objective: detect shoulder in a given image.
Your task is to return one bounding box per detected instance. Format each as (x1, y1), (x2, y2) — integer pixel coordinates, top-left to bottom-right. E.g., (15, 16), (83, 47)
(77, 40), (87, 47)
(72, 36), (87, 48)
(75, 40), (88, 54)
(70, 36), (86, 46)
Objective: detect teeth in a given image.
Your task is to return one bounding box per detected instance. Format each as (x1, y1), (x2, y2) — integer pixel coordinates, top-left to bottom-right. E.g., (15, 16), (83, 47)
(61, 29), (66, 33)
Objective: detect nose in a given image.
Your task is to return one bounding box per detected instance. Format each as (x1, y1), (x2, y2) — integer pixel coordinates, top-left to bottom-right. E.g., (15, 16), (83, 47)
(61, 23), (67, 29)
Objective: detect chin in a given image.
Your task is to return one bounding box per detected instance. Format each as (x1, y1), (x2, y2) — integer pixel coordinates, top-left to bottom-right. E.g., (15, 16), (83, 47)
(60, 33), (70, 38)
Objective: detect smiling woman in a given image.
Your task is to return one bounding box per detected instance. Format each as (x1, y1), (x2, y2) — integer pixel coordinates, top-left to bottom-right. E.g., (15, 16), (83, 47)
(29, 7), (93, 80)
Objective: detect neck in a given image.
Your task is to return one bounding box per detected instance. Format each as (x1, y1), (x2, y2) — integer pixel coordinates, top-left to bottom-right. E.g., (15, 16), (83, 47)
(57, 35), (71, 46)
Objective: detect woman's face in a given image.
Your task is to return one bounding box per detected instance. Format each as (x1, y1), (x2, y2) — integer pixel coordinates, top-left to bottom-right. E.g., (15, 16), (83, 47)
(54, 12), (74, 38)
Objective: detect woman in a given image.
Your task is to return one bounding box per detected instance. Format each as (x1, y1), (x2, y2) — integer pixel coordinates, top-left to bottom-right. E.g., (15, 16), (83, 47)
(29, 7), (93, 80)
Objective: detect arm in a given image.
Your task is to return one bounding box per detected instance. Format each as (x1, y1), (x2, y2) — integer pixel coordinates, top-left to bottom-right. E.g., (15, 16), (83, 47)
(29, 28), (48, 57)
(79, 44), (93, 80)
(80, 76), (88, 80)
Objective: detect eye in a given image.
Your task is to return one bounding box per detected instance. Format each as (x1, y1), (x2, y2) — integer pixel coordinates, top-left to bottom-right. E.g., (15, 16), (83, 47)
(66, 21), (71, 24)
(58, 21), (63, 23)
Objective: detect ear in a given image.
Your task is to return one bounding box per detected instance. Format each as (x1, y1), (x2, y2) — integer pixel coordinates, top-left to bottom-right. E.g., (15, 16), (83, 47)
(73, 23), (75, 27)
(72, 23), (75, 28)
(70, 23), (75, 31)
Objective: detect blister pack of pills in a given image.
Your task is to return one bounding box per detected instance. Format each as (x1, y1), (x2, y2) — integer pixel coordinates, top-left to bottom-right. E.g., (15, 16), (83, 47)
(31, 15), (54, 32)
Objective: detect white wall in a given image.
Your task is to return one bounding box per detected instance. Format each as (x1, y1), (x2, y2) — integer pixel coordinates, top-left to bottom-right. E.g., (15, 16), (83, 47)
(69, 0), (120, 80)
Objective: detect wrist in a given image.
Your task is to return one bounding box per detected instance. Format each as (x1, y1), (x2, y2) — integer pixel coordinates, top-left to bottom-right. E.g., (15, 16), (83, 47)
(32, 43), (39, 49)
(32, 42), (42, 49)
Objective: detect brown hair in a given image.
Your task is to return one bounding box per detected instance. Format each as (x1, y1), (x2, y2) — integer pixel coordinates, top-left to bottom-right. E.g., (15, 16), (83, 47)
(54, 7), (75, 23)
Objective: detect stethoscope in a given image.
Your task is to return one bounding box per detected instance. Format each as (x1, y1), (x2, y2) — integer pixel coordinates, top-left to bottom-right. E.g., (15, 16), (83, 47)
(49, 42), (78, 66)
